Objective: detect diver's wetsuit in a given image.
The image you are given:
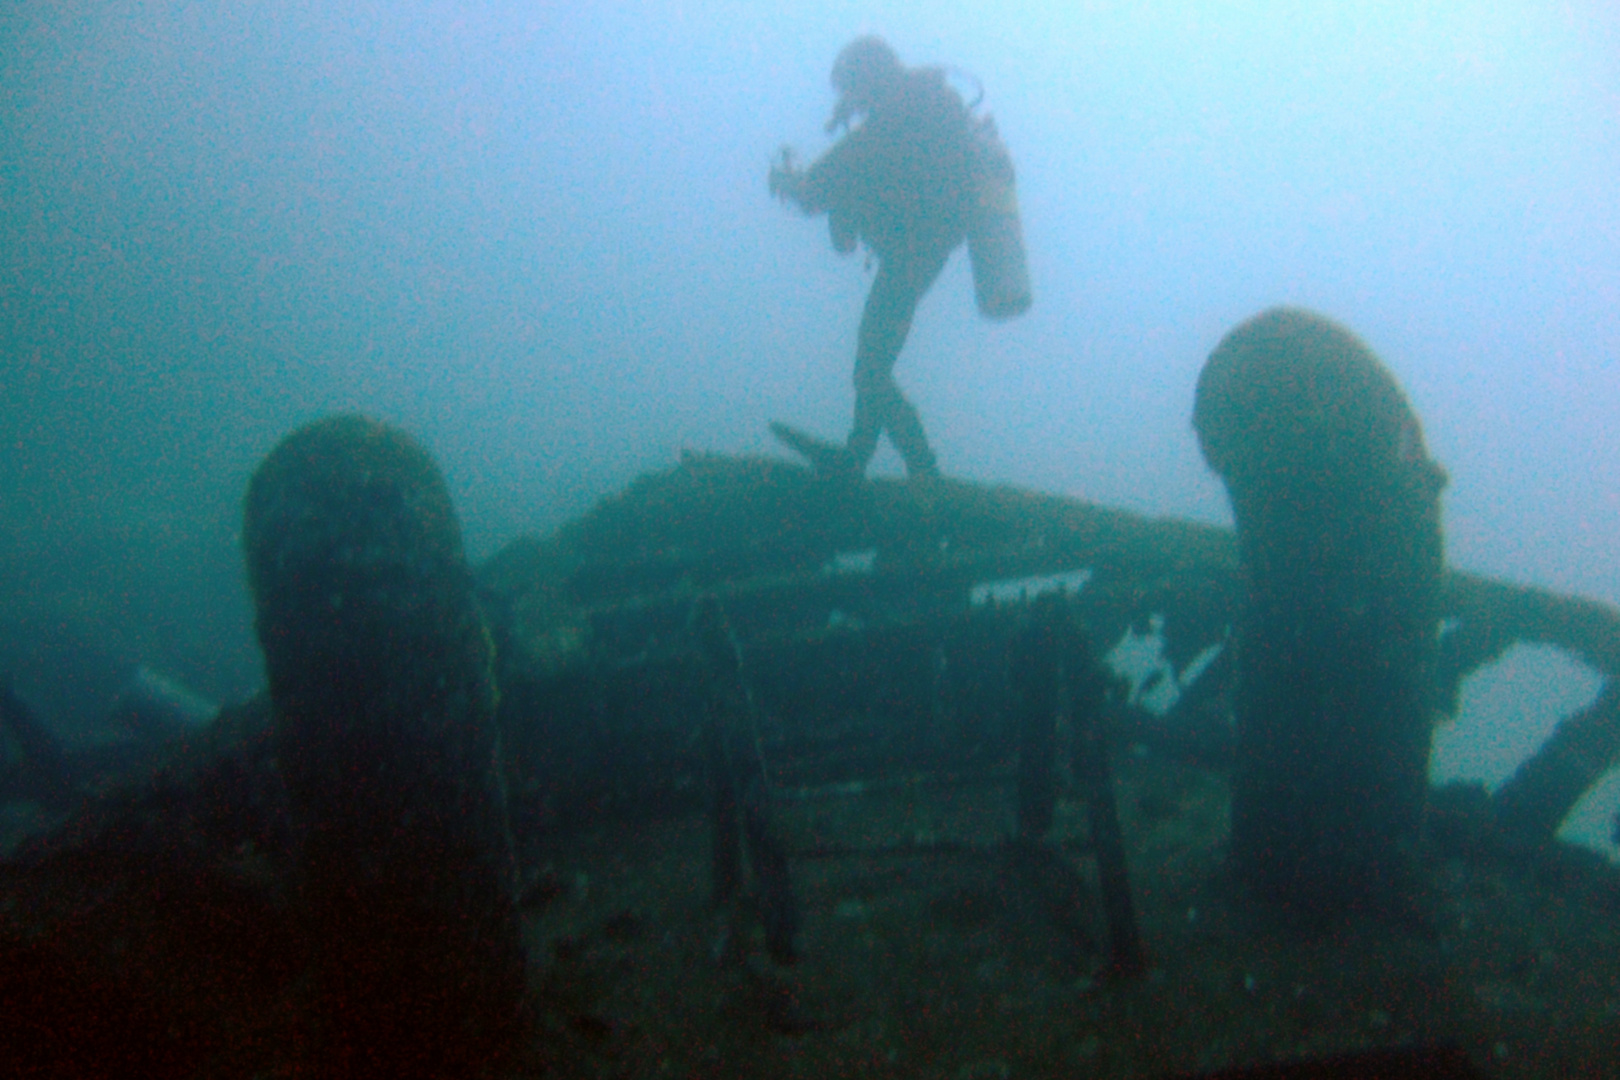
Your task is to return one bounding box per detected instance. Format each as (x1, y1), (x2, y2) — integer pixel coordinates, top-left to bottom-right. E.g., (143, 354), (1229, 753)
(777, 64), (978, 477)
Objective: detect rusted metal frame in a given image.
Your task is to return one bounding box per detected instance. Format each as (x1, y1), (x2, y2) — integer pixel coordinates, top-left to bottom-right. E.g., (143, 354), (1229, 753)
(1442, 570), (1620, 676)
(579, 573), (1234, 806)
(1060, 602), (1147, 978)
(652, 559), (1620, 853)
(1494, 678), (1620, 842)
(1010, 594), (1063, 841)
(1008, 592), (1147, 977)
(577, 506), (1236, 667)
(1440, 571), (1620, 842)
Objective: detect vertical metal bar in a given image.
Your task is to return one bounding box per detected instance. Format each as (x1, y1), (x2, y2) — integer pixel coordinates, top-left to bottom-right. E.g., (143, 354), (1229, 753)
(705, 703), (741, 906)
(693, 596), (801, 963)
(1011, 594), (1061, 842)
(1063, 612), (1146, 978)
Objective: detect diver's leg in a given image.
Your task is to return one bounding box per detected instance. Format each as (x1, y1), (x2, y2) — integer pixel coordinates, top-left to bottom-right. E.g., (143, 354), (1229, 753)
(848, 263), (911, 470)
(850, 251), (947, 470)
(886, 394), (938, 478)
(850, 249), (949, 476)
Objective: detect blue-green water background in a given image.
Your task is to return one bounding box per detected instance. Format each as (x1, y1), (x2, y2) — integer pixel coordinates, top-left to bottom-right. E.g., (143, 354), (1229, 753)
(3, 2), (1617, 848)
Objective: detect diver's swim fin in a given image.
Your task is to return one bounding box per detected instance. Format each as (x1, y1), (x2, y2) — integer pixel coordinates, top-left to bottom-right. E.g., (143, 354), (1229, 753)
(768, 421), (856, 476)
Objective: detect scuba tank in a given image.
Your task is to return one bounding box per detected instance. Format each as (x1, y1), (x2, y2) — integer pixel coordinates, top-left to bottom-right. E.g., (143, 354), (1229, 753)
(966, 114), (1032, 320)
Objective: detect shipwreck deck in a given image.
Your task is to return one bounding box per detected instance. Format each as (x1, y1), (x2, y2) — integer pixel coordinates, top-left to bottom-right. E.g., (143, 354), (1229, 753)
(4, 451), (1620, 1077)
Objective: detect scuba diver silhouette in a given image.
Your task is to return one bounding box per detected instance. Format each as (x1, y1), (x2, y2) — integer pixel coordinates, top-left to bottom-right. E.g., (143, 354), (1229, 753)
(770, 35), (1030, 480)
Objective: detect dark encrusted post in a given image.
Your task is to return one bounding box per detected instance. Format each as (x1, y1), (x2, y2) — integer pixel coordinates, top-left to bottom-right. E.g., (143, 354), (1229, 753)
(1193, 308), (1448, 919)
(694, 596), (799, 964)
(1010, 594), (1061, 842)
(1009, 594), (1144, 976)
(243, 414), (525, 1075)
(1061, 615), (1145, 977)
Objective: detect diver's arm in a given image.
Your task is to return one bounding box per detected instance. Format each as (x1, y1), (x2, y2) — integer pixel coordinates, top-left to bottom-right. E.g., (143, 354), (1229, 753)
(771, 129), (866, 212)
(772, 135), (869, 256)
(771, 152), (858, 253)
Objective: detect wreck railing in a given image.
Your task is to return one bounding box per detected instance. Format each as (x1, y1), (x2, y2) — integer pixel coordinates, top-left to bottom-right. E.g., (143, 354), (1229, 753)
(1438, 572), (1620, 842)
(482, 457), (1620, 855)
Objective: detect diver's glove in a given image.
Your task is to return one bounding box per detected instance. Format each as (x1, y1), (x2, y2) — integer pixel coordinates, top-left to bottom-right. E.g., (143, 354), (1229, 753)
(768, 147), (805, 205)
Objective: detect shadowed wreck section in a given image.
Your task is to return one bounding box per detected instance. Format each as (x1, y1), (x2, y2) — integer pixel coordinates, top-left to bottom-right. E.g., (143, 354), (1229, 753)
(242, 413), (526, 1076)
(1194, 307), (1449, 920)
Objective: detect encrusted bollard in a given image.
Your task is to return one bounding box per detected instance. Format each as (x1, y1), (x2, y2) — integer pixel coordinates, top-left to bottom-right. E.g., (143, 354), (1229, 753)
(243, 414), (525, 1075)
(1194, 308), (1448, 919)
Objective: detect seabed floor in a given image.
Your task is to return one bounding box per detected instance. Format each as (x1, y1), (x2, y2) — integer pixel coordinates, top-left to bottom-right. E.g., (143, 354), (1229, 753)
(523, 751), (1620, 1079)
